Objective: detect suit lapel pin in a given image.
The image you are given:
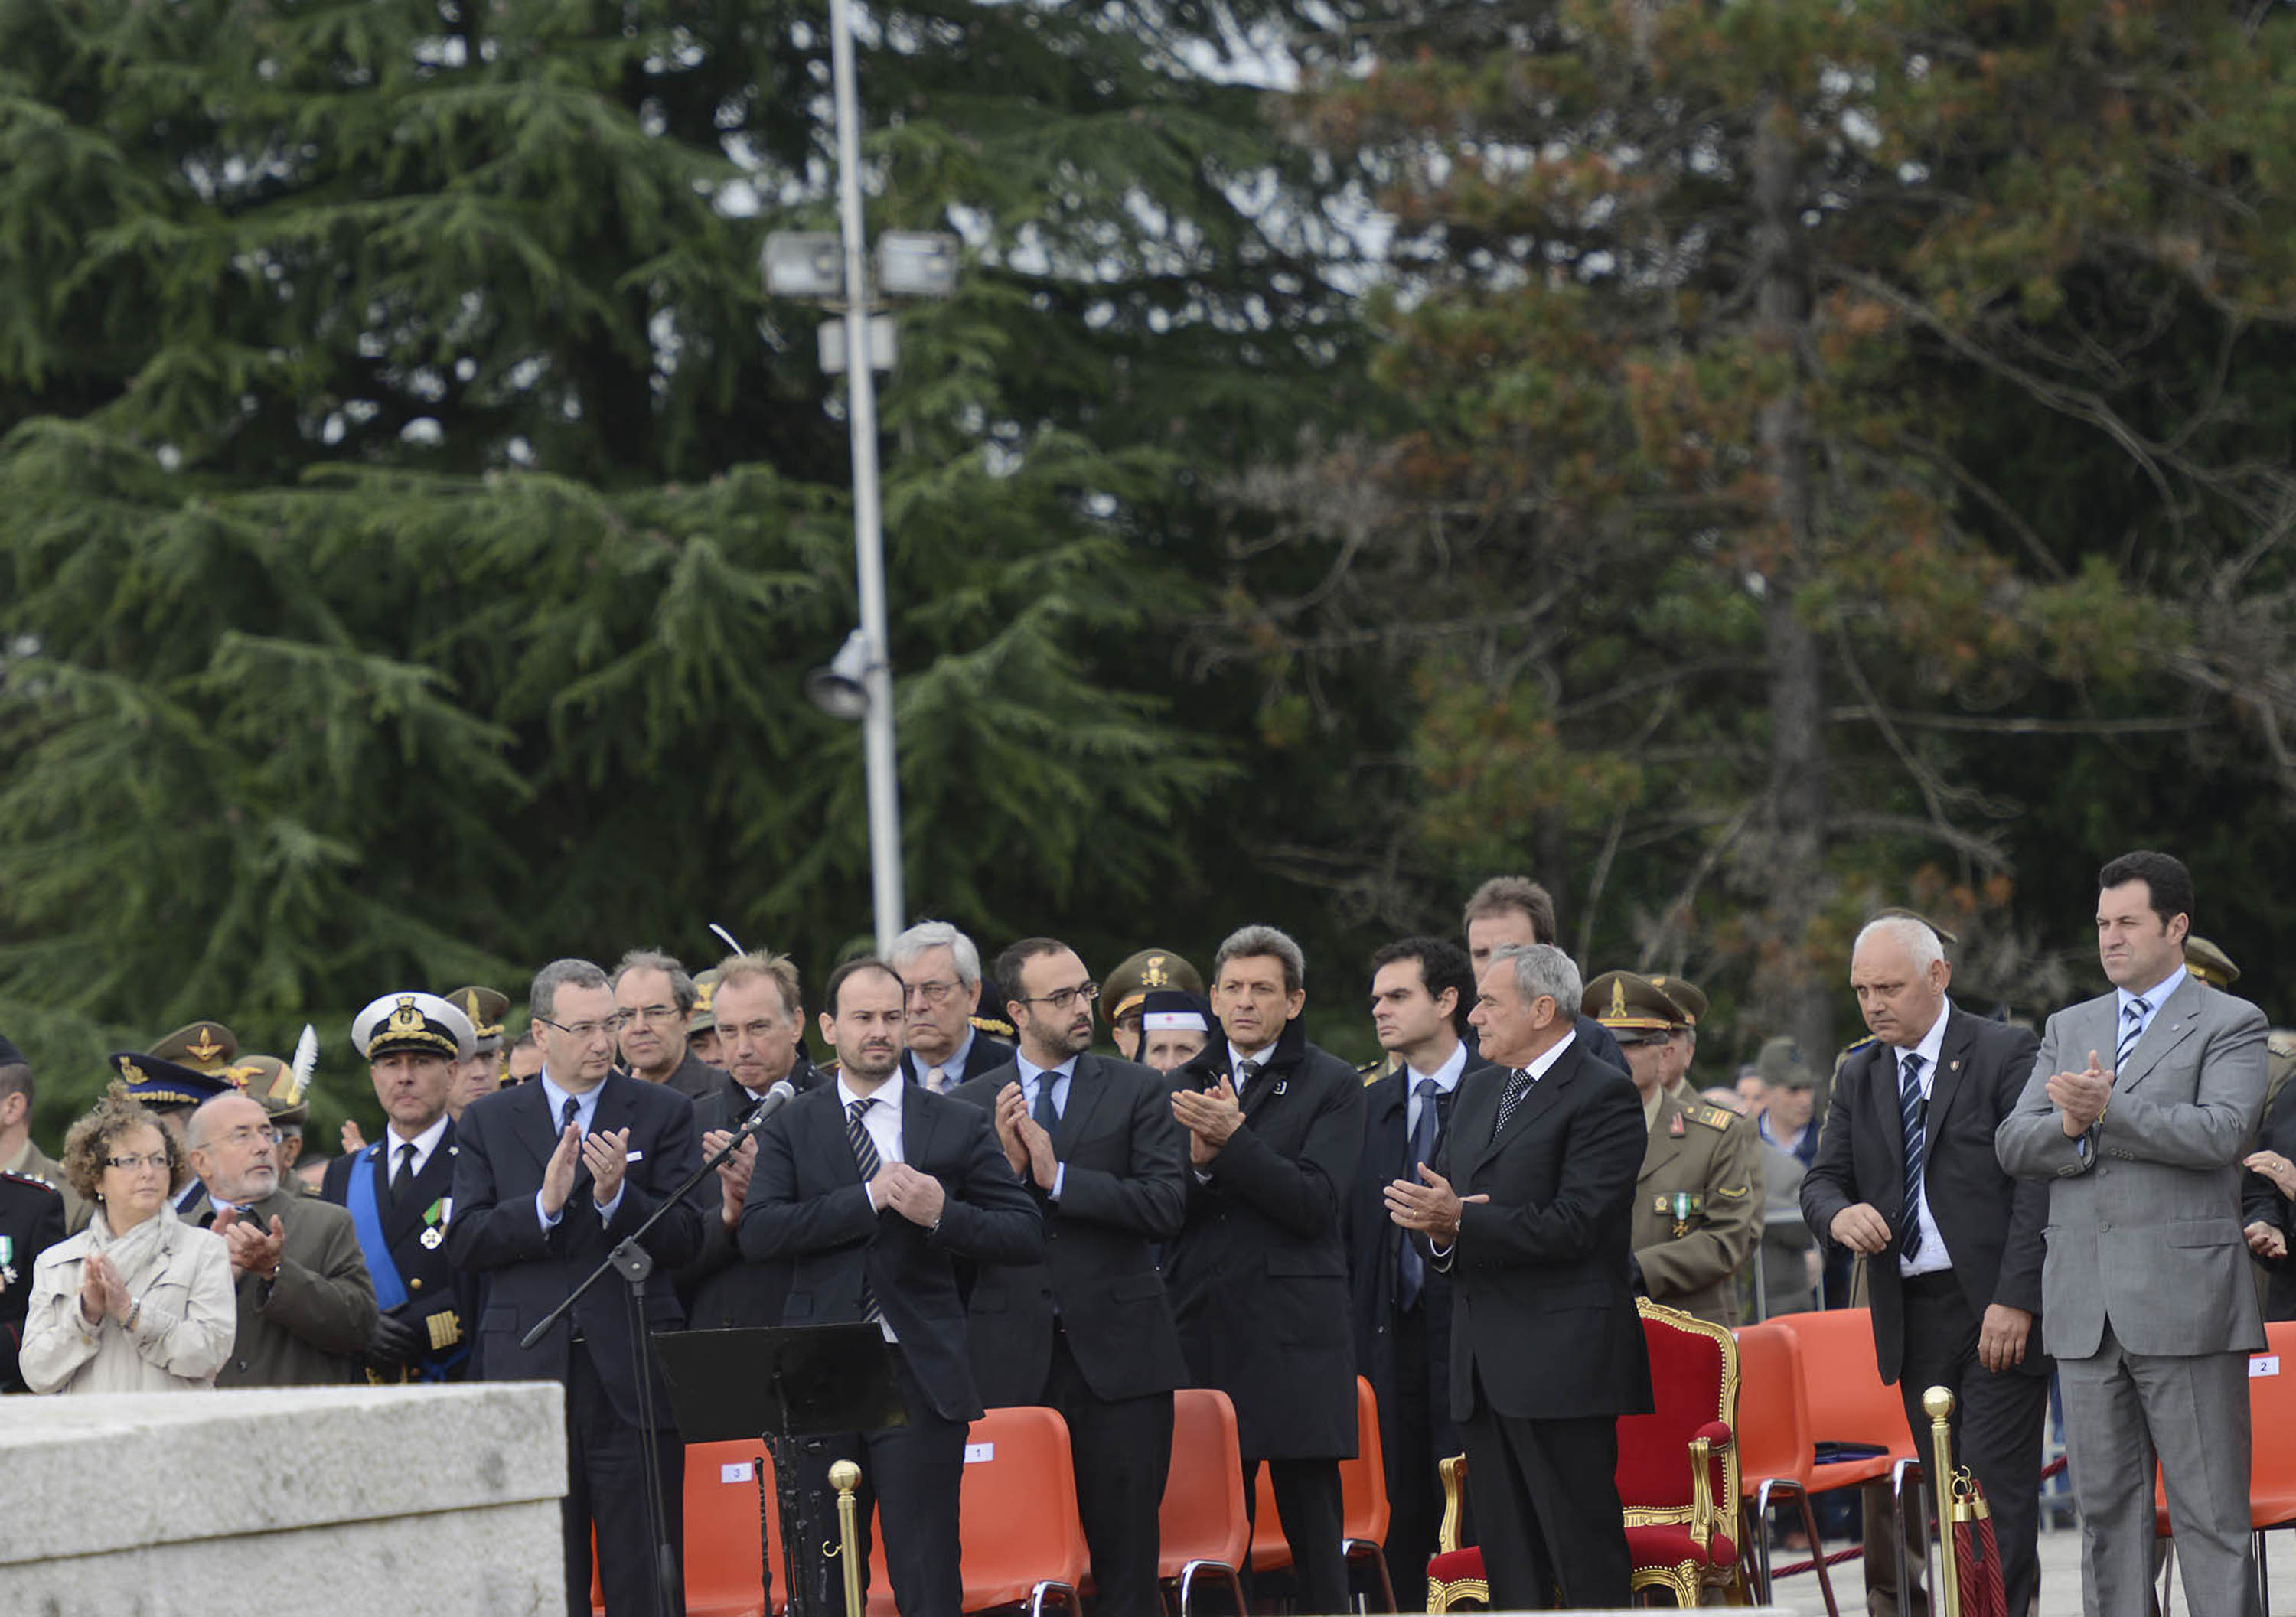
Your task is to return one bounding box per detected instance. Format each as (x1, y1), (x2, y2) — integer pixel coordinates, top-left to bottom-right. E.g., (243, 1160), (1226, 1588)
(1272, 1080), (1287, 1095)
(1950, 1060), (1961, 1071)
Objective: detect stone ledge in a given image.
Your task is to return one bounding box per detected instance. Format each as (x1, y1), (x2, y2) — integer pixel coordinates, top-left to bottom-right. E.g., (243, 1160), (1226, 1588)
(0, 1381), (566, 1566)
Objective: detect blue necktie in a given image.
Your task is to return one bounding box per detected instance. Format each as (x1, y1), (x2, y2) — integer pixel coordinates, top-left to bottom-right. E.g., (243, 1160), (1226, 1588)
(1898, 1051), (1926, 1260)
(1397, 1077), (1442, 1309)
(2116, 997), (2149, 1075)
(1032, 1069), (1061, 1131)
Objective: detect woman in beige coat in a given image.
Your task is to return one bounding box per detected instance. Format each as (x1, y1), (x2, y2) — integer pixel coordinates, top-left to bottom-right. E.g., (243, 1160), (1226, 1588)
(19, 1084), (234, 1392)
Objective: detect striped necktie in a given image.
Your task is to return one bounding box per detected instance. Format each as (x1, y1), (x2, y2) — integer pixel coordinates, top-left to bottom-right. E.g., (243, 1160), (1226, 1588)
(1897, 1051), (1926, 1260)
(846, 1098), (885, 1323)
(2115, 997), (2150, 1075)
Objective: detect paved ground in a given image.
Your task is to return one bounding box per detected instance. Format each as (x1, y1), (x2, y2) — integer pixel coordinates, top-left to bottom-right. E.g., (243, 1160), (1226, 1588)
(1778, 1518), (2296, 1615)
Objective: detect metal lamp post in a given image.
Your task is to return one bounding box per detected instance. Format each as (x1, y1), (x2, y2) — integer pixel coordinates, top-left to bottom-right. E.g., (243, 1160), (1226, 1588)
(764, 0), (959, 957)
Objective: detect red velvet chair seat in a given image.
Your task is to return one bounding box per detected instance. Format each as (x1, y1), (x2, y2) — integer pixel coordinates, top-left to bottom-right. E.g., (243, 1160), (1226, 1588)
(1624, 1521), (1739, 1571)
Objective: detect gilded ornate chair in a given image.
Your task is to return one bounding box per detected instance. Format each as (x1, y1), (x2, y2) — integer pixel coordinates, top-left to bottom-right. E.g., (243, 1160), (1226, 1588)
(1424, 1299), (1741, 1609)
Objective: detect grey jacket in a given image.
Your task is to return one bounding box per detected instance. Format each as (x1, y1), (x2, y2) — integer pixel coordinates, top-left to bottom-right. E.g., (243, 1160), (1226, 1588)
(1996, 974), (2268, 1358)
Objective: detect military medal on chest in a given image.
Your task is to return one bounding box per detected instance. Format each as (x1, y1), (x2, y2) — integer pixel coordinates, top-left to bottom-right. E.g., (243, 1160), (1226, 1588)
(419, 1197), (450, 1249)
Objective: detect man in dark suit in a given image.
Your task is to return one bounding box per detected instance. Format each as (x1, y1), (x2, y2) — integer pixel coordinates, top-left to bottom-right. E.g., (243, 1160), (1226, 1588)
(742, 956), (1044, 1616)
(1345, 934), (1486, 1610)
(1167, 924), (1364, 1615)
(448, 957), (706, 1617)
(889, 921), (1015, 1092)
(1802, 915), (2050, 1617)
(950, 937), (1189, 1617)
(674, 950), (827, 1332)
(1388, 942), (1650, 1610)
(322, 991), (487, 1381)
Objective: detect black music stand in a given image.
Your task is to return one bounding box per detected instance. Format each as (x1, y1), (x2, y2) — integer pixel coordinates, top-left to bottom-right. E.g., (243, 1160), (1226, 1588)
(655, 1324), (906, 1617)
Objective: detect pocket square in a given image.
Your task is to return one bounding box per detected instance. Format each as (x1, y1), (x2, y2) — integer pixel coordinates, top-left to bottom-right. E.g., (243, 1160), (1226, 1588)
(625, 1149), (646, 1163)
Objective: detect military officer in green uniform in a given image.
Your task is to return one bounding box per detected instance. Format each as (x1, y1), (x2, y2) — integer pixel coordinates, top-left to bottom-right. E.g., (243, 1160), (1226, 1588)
(1101, 947), (1205, 1062)
(1585, 970), (1762, 1327)
(321, 992), (482, 1382)
(1645, 975), (1707, 1102)
(442, 986), (512, 1120)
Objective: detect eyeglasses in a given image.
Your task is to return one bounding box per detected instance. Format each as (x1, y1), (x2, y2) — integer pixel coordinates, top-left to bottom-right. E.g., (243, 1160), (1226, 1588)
(905, 979), (964, 1006)
(212, 1123), (280, 1149)
(537, 1014), (631, 1040)
(622, 1004), (683, 1025)
(103, 1152), (170, 1172)
(1014, 982), (1101, 1013)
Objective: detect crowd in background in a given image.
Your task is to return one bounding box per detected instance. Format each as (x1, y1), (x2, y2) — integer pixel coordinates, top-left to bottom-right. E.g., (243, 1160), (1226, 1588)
(1, 851), (2288, 1616)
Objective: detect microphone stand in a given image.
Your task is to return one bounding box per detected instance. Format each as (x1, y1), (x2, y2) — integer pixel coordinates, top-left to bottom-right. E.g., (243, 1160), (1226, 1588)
(520, 1086), (792, 1617)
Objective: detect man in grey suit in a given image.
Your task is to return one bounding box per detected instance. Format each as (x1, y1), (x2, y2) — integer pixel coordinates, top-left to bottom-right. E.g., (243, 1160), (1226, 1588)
(1997, 849), (2270, 1616)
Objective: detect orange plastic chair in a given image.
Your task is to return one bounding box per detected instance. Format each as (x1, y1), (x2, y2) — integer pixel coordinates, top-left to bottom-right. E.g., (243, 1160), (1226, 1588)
(683, 1439), (784, 1616)
(1730, 1321), (1842, 1617)
(1766, 1308), (1918, 1488)
(1248, 1376), (1397, 1610)
(859, 1403), (1090, 1615)
(1156, 1389), (1252, 1615)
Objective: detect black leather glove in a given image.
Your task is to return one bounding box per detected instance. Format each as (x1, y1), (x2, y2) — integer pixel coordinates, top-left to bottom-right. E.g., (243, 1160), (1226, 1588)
(365, 1308), (422, 1369)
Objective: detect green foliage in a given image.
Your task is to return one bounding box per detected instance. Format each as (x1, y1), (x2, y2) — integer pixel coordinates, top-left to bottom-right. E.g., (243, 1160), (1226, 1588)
(0, 0), (1362, 1139)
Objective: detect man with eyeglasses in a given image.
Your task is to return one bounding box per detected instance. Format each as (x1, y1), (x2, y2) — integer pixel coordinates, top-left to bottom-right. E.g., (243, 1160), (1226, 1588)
(950, 938), (1189, 1617)
(612, 947), (724, 1104)
(185, 1089), (377, 1387)
(451, 957), (705, 1617)
(889, 921), (1014, 1094)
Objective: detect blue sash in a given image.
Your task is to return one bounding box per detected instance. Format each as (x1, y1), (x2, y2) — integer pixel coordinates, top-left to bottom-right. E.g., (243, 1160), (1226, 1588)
(345, 1148), (411, 1312)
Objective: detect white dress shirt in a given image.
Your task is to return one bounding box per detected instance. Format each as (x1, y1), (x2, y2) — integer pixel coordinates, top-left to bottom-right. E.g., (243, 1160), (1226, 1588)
(535, 1070), (624, 1228)
(383, 1112), (452, 1184)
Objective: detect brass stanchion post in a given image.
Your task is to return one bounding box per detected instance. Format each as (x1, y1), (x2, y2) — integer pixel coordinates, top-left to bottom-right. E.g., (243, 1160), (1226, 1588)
(1923, 1385), (1961, 1617)
(830, 1459), (865, 1617)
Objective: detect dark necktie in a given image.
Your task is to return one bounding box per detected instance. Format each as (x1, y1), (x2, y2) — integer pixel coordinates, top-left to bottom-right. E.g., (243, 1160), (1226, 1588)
(559, 1095), (580, 1133)
(1236, 1058), (1261, 1095)
(1032, 1069), (1061, 1131)
(392, 1141), (418, 1206)
(1898, 1051), (1926, 1260)
(2116, 997), (2149, 1075)
(1494, 1066), (1534, 1133)
(846, 1099), (885, 1323)
(1397, 1077), (1443, 1310)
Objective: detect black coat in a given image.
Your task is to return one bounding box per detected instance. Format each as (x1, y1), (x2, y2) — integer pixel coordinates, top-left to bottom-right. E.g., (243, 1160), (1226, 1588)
(0, 1170), (67, 1393)
(674, 1055), (827, 1331)
(447, 1072), (706, 1427)
(660, 1048), (729, 1104)
(1801, 1006), (2050, 1382)
(321, 1120), (483, 1380)
(1430, 1039), (1652, 1422)
(947, 1052), (1190, 1407)
(739, 1077), (1043, 1423)
(1346, 1051), (1492, 1465)
(1164, 1019), (1365, 1460)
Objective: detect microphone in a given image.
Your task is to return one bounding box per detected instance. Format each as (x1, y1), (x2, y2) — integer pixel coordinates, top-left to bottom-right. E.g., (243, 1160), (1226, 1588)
(733, 1079), (798, 1140)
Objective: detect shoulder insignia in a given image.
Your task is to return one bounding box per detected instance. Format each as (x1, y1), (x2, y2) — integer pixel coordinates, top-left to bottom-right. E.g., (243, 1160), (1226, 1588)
(1358, 1055), (1387, 1085)
(969, 1013), (1016, 1039)
(1692, 1106), (1733, 1130)
(1834, 1035), (1878, 1074)
(0, 1169), (61, 1196)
